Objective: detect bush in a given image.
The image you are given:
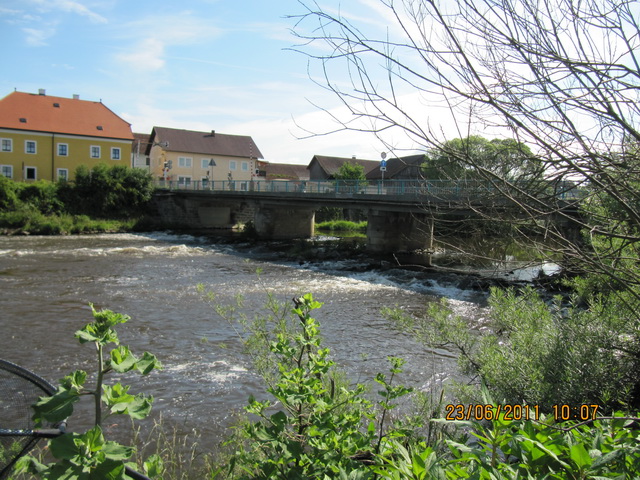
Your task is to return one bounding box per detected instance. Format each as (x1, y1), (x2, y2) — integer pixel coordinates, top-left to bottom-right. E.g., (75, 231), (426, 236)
(199, 291), (416, 479)
(0, 175), (18, 211)
(62, 164), (154, 218)
(385, 287), (640, 412)
(15, 180), (64, 215)
(202, 289), (640, 479)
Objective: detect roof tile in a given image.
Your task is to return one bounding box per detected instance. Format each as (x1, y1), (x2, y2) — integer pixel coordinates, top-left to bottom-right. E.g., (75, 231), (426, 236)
(150, 126), (263, 159)
(0, 91), (133, 140)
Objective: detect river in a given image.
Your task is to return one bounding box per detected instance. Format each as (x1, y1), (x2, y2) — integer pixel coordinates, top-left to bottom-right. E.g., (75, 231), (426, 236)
(0, 232), (492, 452)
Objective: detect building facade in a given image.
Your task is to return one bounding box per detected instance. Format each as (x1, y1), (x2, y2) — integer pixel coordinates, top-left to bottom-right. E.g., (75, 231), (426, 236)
(0, 90), (133, 182)
(147, 127), (264, 189)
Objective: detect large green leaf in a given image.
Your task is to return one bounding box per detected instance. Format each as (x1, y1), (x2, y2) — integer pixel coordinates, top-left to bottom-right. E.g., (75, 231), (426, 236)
(109, 346), (137, 373)
(32, 389), (79, 426)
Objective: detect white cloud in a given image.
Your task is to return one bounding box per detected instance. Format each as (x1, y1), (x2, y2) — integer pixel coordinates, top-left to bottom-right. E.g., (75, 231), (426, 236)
(25, 0), (108, 23)
(52, 0), (108, 23)
(22, 27), (55, 46)
(117, 37), (166, 71)
(113, 14), (223, 72)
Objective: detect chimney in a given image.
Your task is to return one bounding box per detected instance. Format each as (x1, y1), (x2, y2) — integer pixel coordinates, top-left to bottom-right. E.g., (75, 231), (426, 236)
(38, 89), (46, 96)
(73, 94), (80, 100)
(352, 155), (356, 160)
(211, 130), (215, 137)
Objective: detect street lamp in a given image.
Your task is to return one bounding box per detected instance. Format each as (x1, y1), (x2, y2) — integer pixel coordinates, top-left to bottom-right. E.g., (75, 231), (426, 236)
(208, 159), (216, 189)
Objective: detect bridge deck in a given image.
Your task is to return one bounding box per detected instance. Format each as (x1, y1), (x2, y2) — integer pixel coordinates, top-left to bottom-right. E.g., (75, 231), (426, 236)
(155, 178), (581, 204)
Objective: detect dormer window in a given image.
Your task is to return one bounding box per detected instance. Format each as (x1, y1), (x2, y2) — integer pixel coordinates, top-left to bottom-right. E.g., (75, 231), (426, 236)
(53, 103), (60, 108)
(97, 126), (103, 131)
(19, 118), (27, 123)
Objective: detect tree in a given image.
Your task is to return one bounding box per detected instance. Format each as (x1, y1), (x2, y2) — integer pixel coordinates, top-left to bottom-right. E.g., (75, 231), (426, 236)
(63, 164), (154, 218)
(422, 135), (541, 180)
(289, 0), (640, 408)
(290, 0), (640, 295)
(334, 161), (367, 181)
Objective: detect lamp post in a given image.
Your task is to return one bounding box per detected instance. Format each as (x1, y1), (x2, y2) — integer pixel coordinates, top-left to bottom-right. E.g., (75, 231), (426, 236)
(208, 159), (216, 190)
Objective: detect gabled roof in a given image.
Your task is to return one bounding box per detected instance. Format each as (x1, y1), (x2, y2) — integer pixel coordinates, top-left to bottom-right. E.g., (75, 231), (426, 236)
(0, 91), (133, 140)
(264, 163), (309, 180)
(132, 132), (151, 153)
(309, 155), (379, 177)
(366, 154), (426, 179)
(149, 126), (263, 159)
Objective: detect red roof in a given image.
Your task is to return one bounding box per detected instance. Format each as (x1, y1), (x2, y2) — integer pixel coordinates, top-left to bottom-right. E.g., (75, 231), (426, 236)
(0, 91), (133, 140)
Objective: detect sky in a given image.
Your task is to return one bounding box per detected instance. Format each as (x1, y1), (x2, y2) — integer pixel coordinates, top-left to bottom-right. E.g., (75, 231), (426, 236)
(0, 0), (413, 165)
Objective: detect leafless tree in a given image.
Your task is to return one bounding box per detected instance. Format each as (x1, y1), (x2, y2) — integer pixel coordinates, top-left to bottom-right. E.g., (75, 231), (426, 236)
(289, 0), (640, 299)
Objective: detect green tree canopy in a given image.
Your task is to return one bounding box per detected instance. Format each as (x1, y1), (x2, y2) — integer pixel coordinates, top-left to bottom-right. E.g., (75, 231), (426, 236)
(61, 164), (154, 218)
(421, 136), (541, 180)
(333, 162), (366, 180)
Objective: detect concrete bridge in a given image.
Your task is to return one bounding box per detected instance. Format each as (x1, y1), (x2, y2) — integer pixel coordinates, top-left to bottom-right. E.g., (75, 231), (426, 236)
(151, 179), (580, 253)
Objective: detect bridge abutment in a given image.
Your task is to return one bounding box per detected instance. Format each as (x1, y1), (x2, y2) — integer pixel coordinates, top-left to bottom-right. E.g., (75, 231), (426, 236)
(366, 210), (432, 253)
(254, 205), (315, 239)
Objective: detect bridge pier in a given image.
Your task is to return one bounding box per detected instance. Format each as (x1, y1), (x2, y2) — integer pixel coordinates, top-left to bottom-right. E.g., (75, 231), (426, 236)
(254, 205), (315, 239)
(366, 210), (432, 253)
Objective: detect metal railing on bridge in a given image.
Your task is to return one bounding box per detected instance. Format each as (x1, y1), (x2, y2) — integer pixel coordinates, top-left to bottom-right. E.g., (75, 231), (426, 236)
(155, 179), (582, 200)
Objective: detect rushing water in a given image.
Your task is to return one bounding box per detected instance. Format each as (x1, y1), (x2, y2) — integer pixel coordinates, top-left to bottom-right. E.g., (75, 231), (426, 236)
(0, 232), (490, 448)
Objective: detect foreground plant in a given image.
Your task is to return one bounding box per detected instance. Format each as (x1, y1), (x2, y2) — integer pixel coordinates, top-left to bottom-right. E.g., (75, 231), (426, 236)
(202, 291), (415, 479)
(15, 305), (162, 479)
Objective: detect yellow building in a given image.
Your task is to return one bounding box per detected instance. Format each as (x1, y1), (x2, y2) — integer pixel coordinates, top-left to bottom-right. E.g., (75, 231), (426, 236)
(147, 126), (264, 189)
(0, 90), (133, 182)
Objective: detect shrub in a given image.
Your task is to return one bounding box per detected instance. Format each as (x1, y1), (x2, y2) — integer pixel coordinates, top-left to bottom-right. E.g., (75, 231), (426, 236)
(199, 290), (415, 479)
(63, 164), (154, 218)
(15, 180), (64, 215)
(0, 175), (18, 211)
(385, 287), (640, 412)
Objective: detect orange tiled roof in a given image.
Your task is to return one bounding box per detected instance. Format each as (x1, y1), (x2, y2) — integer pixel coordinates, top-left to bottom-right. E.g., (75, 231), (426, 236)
(0, 91), (133, 140)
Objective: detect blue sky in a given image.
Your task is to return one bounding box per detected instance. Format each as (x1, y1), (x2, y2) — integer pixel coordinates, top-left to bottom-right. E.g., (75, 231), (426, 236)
(0, 0), (406, 164)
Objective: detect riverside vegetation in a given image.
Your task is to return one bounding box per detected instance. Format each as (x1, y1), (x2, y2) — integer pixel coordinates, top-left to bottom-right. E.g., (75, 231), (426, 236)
(14, 305), (162, 479)
(0, 164), (155, 235)
(195, 290), (640, 479)
(9, 291), (640, 479)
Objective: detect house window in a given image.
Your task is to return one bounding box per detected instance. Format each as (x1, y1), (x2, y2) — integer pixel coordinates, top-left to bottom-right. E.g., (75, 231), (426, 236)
(57, 168), (68, 181)
(178, 157), (192, 167)
(241, 161), (249, 172)
(25, 166), (36, 180)
(1, 165), (12, 178)
(1, 139), (12, 152)
(111, 147), (121, 160)
(58, 143), (68, 156)
(25, 140), (36, 154)
(201, 158), (210, 169)
(90, 146), (101, 158)
(230, 161), (237, 171)
(177, 176), (191, 186)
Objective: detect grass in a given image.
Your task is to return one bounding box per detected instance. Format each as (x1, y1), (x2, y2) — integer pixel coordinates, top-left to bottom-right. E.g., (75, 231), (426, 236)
(315, 220), (367, 233)
(0, 209), (140, 235)
(129, 415), (216, 480)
